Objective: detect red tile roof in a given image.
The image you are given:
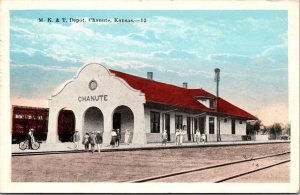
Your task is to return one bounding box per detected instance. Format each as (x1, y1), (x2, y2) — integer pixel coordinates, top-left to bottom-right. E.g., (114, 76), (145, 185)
(110, 69), (257, 120)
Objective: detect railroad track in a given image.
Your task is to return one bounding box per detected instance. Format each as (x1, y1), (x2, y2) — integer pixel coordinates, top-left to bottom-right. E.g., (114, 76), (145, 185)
(128, 151), (290, 183)
(12, 150), (87, 156)
(12, 141), (290, 156)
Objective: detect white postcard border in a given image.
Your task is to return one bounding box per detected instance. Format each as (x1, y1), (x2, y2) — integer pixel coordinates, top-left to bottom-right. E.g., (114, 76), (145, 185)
(0, 0), (299, 193)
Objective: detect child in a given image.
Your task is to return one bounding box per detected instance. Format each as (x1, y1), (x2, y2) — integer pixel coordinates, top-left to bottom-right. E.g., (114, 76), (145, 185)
(201, 133), (206, 143)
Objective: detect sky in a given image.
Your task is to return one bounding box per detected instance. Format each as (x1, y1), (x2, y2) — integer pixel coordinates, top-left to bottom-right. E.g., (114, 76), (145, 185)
(10, 10), (288, 126)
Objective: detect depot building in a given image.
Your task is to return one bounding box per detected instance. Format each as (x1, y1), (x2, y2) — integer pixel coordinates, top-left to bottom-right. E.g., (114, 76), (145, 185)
(46, 63), (257, 145)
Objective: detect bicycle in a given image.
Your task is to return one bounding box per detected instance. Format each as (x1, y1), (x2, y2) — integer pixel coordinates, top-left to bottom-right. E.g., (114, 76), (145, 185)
(19, 139), (40, 150)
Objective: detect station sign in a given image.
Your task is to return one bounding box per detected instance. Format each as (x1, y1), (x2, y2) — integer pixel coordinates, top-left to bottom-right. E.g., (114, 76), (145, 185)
(78, 95), (108, 102)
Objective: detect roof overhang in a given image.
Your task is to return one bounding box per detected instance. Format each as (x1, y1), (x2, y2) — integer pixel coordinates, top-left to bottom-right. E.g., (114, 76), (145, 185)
(144, 101), (257, 120)
(145, 101), (210, 115)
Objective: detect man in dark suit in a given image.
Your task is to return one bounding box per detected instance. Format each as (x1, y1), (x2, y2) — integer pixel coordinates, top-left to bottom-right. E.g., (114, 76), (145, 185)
(115, 129), (121, 147)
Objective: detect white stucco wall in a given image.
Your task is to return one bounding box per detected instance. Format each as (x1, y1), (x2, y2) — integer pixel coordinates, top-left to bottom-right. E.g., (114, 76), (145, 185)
(205, 116), (247, 141)
(144, 110), (248, 143)
(144, 108), (196, 143)
(236, 120), (246, 135)
(47, 63), (146, 145)
(220, 119), (231, 134)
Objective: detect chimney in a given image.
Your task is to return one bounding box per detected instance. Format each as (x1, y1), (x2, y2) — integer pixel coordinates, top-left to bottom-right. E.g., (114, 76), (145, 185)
(183, 82), (188, 88)
(147, 72), (153, 80)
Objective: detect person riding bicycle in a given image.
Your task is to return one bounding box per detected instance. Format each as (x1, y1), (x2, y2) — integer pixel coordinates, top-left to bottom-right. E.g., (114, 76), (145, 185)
(27, 128), (35, 149)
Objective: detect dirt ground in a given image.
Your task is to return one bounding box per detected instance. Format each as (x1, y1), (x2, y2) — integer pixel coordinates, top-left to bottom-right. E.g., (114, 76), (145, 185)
(225, 162), (290, 183)
(11, 143), (290, 182)
(151, 153), (290, 182)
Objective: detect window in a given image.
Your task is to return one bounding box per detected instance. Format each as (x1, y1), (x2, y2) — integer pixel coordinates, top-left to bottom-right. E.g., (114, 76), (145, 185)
(209, 117), (215, 134)
(175, 115), (183, 129)
(224, 119), (227, 123)
(209, 99), (214, 108)
(232, 119), (236, 134)
(150, 111), (160, 133)
(239, 120), (243, 124)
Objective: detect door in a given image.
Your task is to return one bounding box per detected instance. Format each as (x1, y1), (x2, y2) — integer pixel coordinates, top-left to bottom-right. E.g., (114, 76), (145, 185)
(165, 114), (170, 141)
(231, 119), (236, 134)
(199, 117), (205, 134)
(209, 117), (215, 134)
(113, 113), (121, 130)
(58, 110), (75, 142)
(187, 117), (191, 141)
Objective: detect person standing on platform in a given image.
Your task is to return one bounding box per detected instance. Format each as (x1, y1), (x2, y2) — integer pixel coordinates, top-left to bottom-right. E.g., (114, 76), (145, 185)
(124, 129), (131, 145)
(179, 127), (184, 145)
(110, 129), (117, 148)
(95, 131), (103, 153)
(73, 130), (80, 150)
(175, 128), (180, 145)
(27, 128), (35, 150)
(161, 130), (168, 146)
(89, 131), (96, 153)
(115, 129), (121, 147)
(201, 133), (206, 143)
(195, 129), (201, 144)
(82, 133), (90, 152)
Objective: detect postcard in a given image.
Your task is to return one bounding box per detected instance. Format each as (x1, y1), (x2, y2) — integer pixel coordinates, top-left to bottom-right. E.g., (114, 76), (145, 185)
(0, 0), (299, 193)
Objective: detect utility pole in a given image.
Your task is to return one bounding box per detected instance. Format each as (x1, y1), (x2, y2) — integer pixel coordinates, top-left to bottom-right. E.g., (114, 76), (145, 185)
(214, 68), (221, 142)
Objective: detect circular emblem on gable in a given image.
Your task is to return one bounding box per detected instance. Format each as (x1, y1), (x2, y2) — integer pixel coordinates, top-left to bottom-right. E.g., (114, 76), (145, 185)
(89, 80), (97, 90)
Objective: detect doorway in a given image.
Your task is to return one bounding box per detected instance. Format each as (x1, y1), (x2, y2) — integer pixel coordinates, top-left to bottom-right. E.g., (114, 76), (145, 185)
(199, 117), (205, 134)
(83, 107), (104, 135)
(165, 114), (170, 141)
(112, 106), (134, 143)
(113, 113), (121, 130)
(187, 117), (191, 141)
(57, 108), (75, 142)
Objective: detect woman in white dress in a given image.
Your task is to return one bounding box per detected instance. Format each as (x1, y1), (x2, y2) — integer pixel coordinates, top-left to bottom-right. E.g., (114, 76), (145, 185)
(124, 129), (131, 145)
(179, 127), (185, 145)
(175, 129), (180, 145)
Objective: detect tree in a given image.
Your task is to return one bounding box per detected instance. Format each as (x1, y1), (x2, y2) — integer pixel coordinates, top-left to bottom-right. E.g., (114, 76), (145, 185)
(246, 119), (262, 135)
(268, 123), (283, 140)
(283, 123), (291, 136)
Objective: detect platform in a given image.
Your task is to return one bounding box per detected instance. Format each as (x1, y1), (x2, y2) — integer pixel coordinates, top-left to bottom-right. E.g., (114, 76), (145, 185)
(12, 140), (289, 154)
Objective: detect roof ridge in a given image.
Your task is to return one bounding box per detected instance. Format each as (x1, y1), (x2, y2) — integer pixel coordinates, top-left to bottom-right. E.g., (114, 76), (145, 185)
(109, 69), (202, 91)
